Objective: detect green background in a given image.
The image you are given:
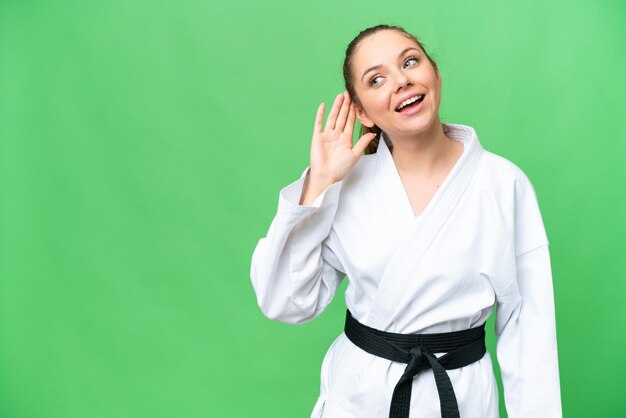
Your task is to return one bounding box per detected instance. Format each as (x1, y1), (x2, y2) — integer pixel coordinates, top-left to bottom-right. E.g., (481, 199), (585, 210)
(1, 0), (624, 417)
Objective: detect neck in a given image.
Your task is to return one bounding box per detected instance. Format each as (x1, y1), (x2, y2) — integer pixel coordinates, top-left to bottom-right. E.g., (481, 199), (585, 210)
(386, 119), (457, 176)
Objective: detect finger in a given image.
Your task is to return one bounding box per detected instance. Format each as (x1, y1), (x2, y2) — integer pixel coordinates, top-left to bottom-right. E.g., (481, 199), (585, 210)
(343, 103), (357, 138)
(335, 92), (351, 132)
(352, 132), (377, 156)
(313, 103), (325, 137)
(325, 93), (344, 131)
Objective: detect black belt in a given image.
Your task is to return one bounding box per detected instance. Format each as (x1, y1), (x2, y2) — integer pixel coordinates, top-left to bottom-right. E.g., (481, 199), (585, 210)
(344, 310), (486, 418)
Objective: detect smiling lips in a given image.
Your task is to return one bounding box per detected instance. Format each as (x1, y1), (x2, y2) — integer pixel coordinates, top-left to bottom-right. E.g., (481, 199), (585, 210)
(395, 94), (425, 112)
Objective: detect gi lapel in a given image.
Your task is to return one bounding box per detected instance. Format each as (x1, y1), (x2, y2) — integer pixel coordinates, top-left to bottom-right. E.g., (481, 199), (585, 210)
(366, 124), (485, 330)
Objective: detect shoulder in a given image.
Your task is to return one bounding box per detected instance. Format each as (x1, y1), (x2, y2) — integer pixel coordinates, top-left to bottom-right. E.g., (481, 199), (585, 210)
(472, 148), (550, 254)
(474, 149), (546, 225)
(480, 150), (530, 182)
(477, 149), (538, 195)
(480, 149), (549, 244)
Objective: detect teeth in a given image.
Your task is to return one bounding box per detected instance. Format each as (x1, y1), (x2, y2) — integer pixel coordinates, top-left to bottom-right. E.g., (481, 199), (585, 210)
(397, 95), (424, 110)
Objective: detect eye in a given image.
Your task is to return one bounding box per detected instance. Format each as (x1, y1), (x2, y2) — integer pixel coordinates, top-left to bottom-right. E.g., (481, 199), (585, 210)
(403, 56), (420, 68)
(368, 75), (384, 87)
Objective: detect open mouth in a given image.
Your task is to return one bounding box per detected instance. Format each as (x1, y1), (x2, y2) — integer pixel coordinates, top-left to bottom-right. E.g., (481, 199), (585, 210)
(395, 94), (425, 112)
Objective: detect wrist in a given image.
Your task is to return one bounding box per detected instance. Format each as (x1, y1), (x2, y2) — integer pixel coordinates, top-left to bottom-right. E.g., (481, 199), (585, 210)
(299, 170), (338, 206)
(308, 169), (339, 187)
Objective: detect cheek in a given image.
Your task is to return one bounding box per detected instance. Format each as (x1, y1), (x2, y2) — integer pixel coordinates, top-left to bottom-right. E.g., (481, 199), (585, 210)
(363, 90), (390, 112)
(356, 85), (395, 125)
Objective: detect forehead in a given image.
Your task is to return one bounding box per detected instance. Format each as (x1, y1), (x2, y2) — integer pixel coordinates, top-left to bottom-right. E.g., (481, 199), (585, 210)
(352, 30), (422, 68)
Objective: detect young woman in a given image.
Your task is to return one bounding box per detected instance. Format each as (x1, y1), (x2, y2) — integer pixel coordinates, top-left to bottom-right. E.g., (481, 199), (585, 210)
(250, 25), (562, 418)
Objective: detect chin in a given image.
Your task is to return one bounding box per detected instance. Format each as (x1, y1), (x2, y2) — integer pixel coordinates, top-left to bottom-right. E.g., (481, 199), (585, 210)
(393, 119), (439, 137)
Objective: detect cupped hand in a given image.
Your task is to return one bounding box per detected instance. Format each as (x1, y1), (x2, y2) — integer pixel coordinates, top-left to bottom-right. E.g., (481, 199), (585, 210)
(309, 92), (377, 185)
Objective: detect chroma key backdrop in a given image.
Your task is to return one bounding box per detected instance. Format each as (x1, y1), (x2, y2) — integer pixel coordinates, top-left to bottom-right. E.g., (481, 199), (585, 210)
(0, 1), (624, 417)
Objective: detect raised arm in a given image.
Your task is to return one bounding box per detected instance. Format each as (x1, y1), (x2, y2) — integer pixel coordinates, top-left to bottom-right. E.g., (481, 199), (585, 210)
(250, 92), (376, 324)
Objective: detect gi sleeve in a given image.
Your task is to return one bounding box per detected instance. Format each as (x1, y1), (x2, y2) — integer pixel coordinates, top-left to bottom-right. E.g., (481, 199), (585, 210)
(250, 167), (346, 324)
(494, 174), (563, 417)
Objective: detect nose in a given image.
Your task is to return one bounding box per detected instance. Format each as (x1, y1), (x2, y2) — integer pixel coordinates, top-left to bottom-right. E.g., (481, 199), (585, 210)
(392, 71), (412, 92)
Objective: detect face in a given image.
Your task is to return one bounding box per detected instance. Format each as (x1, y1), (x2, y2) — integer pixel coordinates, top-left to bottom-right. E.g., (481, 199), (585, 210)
(351, 30), (443, 139)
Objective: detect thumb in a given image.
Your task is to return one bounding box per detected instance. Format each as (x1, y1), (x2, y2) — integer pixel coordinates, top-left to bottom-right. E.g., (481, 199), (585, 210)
(352, 132), (378, 156)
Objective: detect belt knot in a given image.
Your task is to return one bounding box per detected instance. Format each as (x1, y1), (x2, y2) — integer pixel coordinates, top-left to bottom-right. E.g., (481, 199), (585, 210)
(403, 346), (431, 379)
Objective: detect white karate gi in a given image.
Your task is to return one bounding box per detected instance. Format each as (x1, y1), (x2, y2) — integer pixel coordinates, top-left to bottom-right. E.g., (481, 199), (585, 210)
(250, 123), (562, 417)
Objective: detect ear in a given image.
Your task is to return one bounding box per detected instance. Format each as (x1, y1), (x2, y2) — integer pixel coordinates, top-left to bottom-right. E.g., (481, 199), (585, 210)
(355, 105), (375, 128)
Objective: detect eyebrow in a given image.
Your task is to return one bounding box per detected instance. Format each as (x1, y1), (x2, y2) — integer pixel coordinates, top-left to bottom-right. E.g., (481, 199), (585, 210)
(360, 47), (421, 82)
